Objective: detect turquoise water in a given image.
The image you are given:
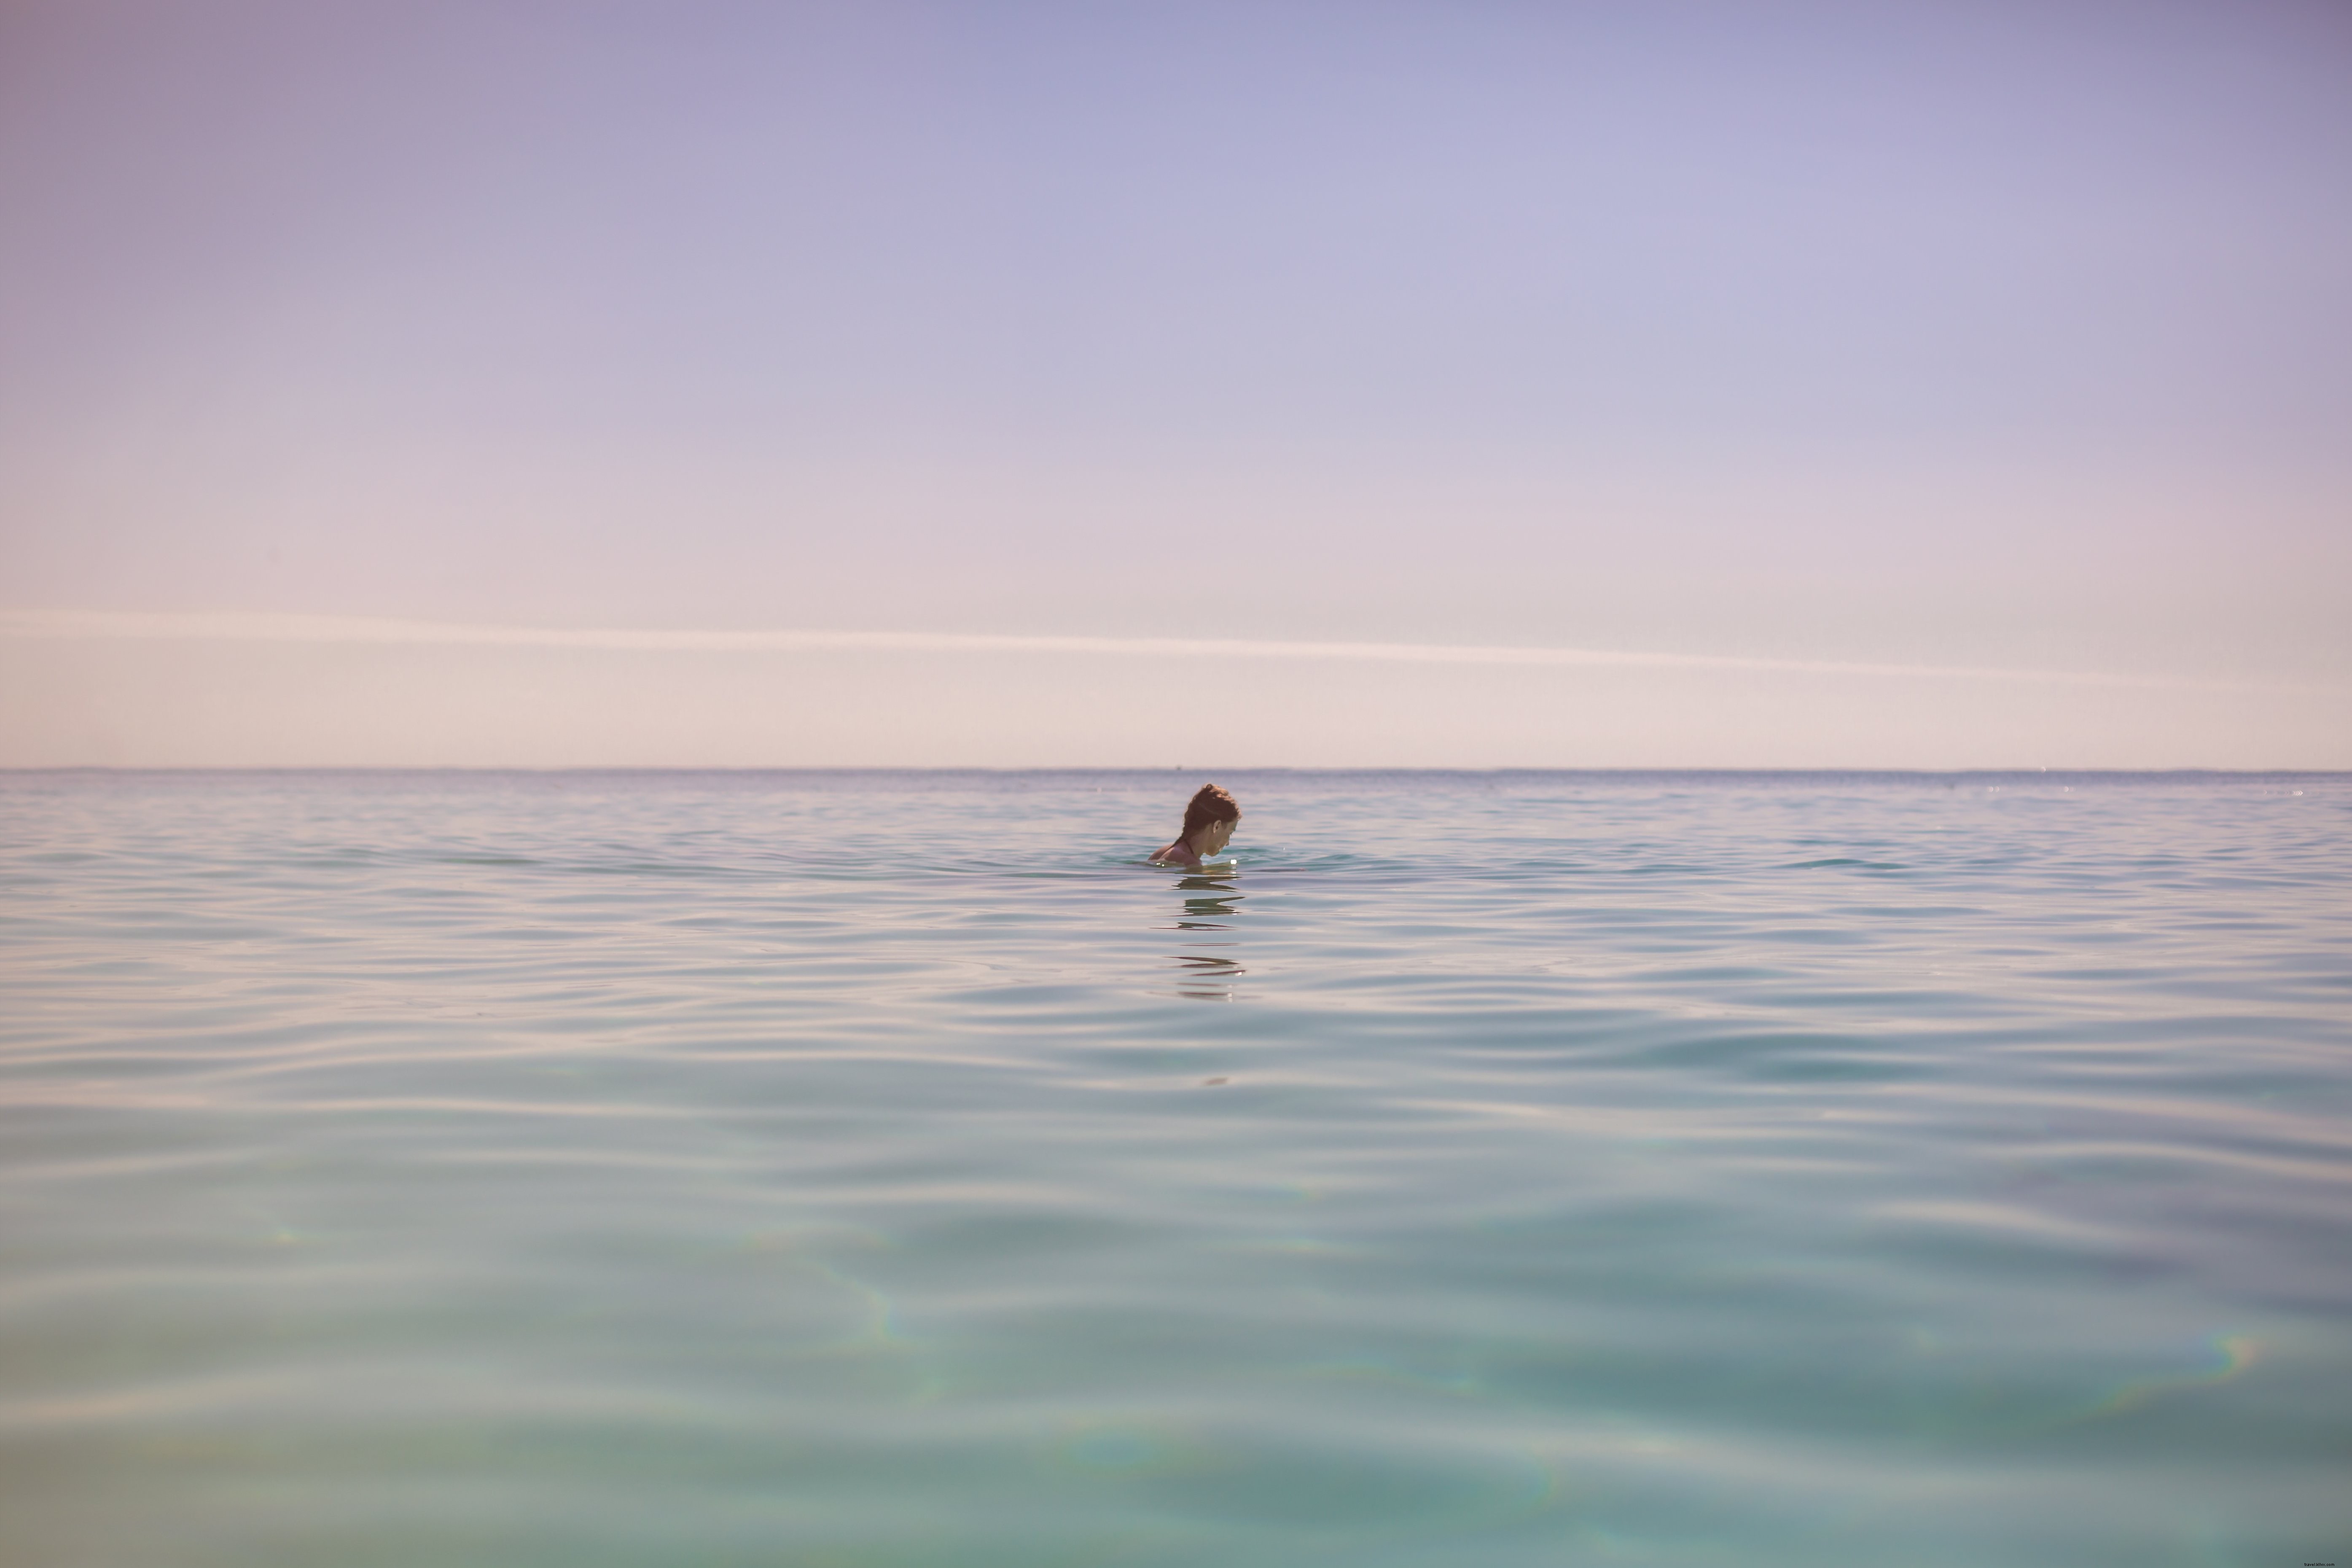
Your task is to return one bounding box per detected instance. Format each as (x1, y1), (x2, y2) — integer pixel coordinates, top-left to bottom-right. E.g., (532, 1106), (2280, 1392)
(1, 769), (2346, 1567)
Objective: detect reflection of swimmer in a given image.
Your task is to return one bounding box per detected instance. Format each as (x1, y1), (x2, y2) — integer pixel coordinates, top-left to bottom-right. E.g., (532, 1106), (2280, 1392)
(1149, 784), (1241, 868)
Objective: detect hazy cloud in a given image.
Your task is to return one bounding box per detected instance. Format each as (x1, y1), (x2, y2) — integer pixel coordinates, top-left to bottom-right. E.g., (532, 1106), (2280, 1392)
(0, 611), (2264, 690)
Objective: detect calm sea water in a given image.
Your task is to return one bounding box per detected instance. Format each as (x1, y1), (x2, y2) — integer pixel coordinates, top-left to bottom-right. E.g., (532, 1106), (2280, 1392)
(1, 770), (2346, 1568)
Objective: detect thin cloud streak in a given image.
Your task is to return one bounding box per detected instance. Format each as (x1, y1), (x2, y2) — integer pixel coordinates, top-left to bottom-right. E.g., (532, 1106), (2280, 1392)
(0, 609), (2261, 690)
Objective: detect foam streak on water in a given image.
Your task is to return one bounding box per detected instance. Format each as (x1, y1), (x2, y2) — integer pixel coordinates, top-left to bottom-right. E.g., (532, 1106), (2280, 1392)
(1, 770), (2346, 1567)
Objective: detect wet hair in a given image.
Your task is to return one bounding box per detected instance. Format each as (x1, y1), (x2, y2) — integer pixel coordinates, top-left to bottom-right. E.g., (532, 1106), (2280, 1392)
(1180, 783), (1242, 839)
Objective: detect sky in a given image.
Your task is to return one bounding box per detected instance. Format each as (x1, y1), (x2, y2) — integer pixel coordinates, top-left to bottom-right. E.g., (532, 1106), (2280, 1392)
(1, 0), (2346, 767)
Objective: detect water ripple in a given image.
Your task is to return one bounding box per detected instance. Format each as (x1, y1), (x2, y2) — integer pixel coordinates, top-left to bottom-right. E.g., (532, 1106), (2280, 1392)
(1, 770), (2347, 1567)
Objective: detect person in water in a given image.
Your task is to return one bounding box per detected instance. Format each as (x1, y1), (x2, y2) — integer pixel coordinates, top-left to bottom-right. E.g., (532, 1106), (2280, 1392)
(1151, 783), (1241, 867)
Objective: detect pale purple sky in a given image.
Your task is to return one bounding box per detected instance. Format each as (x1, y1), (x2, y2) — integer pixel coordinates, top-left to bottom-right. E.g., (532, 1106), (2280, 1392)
(2, 0), (2347, 765)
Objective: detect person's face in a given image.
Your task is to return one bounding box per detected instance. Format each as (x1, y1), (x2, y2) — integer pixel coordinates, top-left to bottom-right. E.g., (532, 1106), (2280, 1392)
(1197, 817), (1237, 856)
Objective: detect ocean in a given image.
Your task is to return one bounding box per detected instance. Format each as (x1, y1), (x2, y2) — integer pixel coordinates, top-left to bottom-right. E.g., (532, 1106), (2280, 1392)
(1, 769), (2345, 1567)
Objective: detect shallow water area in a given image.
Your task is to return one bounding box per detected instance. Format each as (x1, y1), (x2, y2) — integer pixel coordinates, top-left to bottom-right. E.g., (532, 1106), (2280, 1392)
(2, 769), (2347, 1567)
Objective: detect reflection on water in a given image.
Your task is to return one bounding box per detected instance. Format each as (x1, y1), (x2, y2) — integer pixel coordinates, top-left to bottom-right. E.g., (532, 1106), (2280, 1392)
(1, 769), (2347, 1568)
(1167, 871), (1245, 1000)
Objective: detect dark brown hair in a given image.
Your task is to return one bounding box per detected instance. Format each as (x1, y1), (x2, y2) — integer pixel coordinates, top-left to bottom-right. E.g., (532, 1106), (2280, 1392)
(1180, 783), (1241, 838)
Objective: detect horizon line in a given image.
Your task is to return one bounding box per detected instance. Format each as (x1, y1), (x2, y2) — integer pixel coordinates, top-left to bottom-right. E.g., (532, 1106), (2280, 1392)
(0, 609), (2280, 691)
(2, 765), (2339, 777)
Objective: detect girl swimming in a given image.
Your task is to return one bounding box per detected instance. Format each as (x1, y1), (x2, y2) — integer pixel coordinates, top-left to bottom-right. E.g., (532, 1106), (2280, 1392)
(1150, 783), (1241, 867)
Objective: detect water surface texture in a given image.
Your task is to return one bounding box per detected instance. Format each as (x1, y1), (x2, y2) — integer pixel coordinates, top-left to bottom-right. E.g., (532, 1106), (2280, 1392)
(2, 770), (2347, 1567)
